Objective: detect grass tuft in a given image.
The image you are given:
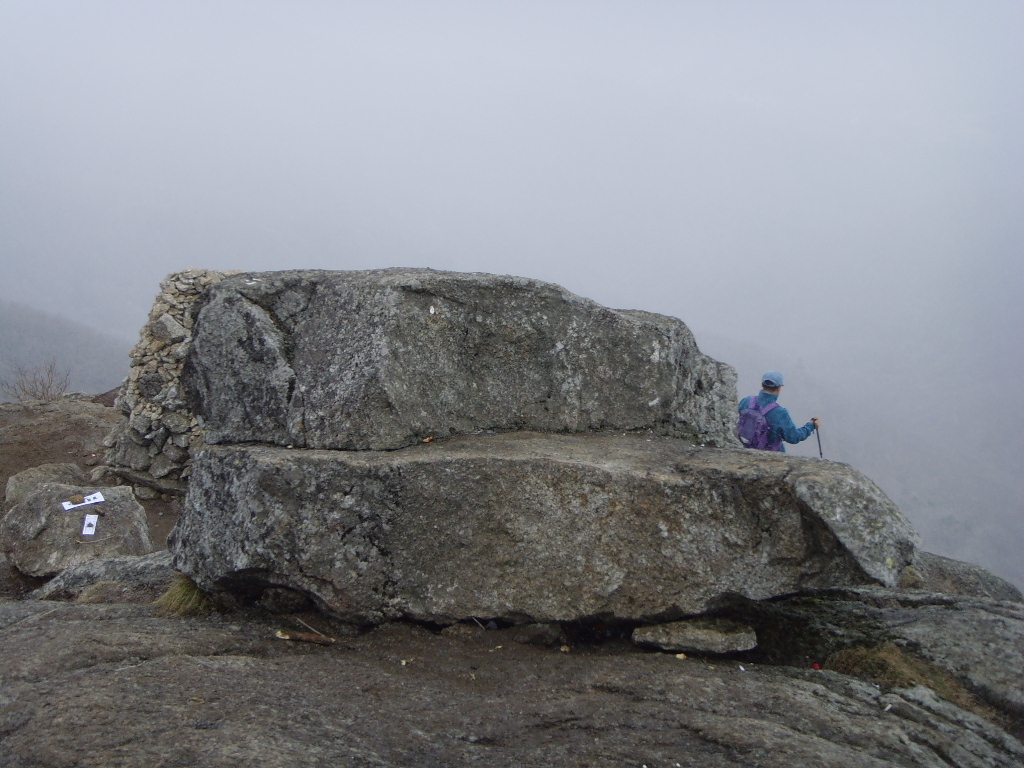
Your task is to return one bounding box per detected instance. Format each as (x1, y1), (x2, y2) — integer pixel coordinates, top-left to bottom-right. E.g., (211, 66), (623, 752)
(154, 574), (213, 616)
(824, 642), (1000, 723)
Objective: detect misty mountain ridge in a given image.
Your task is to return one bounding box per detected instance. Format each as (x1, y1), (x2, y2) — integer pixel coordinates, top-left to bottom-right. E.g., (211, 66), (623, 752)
(0, 300), (131, 401)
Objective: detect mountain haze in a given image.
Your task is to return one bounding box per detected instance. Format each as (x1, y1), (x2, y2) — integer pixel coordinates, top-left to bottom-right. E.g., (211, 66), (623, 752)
(0, 300), (131, 400)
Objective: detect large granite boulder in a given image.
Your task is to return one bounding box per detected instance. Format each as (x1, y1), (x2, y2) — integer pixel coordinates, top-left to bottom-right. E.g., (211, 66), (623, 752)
(182, 269), (739, 450)
(0, 484), (153, 578)
(171, 433), (917, 625)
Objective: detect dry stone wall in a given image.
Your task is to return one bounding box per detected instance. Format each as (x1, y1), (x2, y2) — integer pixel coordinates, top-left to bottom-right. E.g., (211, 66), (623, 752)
(103, 269), (238, 491)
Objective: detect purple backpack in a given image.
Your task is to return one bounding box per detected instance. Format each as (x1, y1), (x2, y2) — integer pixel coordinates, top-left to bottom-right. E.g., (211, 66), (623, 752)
(737, 395), (782, 451)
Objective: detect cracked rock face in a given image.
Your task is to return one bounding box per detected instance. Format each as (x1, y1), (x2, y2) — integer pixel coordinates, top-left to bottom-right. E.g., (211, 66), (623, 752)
(182, 268), (739, 450)
(170, 433), (917, 625)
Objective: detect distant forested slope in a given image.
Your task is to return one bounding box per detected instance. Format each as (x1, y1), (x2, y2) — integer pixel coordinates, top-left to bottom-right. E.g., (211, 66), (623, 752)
(0, 300), (132, 399)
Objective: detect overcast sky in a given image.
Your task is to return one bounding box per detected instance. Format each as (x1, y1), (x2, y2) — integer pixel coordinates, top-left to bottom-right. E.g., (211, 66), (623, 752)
(2, 2), (1022, 577)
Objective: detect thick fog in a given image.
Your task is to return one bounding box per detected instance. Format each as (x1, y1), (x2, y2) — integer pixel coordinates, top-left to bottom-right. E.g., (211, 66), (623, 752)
(2, 2), (1021, 585)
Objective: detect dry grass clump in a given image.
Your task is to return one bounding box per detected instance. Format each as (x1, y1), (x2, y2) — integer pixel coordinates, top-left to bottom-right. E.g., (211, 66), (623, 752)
(824, 642), (1000, 723)
(1, 361), (71, 402)
(154, 574), (213, 616)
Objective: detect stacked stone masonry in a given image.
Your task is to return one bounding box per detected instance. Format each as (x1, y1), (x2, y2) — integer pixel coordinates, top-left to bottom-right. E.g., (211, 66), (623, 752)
(103, 269), (239, 489)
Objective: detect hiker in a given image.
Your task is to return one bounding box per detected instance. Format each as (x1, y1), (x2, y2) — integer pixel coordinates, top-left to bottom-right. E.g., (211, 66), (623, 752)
(736, 371), (819, 452)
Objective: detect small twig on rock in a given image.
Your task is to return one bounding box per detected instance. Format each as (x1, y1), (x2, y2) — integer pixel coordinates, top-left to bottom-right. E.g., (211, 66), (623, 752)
(293, 616), (334, 642)
(275, 630), (335, 646)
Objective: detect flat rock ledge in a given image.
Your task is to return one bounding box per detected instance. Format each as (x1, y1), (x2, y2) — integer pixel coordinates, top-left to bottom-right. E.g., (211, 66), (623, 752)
(182, 268), (739, 450)
(171, 433), (918, 625)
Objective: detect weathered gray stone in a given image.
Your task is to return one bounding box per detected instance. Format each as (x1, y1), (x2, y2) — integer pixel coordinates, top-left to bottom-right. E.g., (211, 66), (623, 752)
(673, 447), (919, 588)
(632, 617), (758, 653)
(5, 463), (87, 509)
(147, 313), (188, 344)
(103, 466), (187, 496)
(0, 484), (153, 578)
(899, 551), (1023, 603)
(133, 485), (160, 500)
(160, 442), (187, 463)
(161, 410), (191, 434)
(29, 551), (175, 601)
(103, 269), (236, 490)
(128, 412), (152, 435)
(147, 453), (176, 479)
(182, 269), (739, 450)
(170, 433), (917, 625)
(104, 423), (152, 473)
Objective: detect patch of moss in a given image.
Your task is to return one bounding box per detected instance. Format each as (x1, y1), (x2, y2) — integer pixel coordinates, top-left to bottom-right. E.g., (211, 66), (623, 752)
(824, 642), (1000, 724)
(154, 574), (213, 617)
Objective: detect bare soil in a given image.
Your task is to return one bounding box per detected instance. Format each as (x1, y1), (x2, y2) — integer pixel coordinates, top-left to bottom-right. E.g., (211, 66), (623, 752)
(0, 395), (180, 552)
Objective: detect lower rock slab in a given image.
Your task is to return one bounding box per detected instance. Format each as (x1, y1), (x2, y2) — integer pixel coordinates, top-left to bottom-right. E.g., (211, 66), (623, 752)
(171, 432), (918, 625)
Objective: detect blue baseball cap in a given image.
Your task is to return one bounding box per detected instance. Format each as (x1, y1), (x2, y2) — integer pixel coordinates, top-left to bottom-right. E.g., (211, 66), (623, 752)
(761, 371), (785, 387)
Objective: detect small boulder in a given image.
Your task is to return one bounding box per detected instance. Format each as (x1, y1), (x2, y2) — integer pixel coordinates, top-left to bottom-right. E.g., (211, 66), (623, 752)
(5, 463), (87, 509)
(29, 551), (174, 602)
(632, 617), (758, 653)
(0, 484), (153, 578)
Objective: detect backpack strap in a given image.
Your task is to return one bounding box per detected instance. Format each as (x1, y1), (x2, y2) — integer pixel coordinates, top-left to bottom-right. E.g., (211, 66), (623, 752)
(749, 395), (780, 416)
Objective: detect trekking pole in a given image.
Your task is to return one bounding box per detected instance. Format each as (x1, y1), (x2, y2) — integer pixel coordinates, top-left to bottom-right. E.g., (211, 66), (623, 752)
(815, 423), (823, 459)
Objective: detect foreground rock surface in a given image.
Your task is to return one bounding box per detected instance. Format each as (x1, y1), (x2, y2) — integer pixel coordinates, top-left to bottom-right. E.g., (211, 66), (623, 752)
(183, 268), (739, 450)
(172, 433), (917, 624)
(0, 484), (152, 577)
(1, 601), (1020, 768)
